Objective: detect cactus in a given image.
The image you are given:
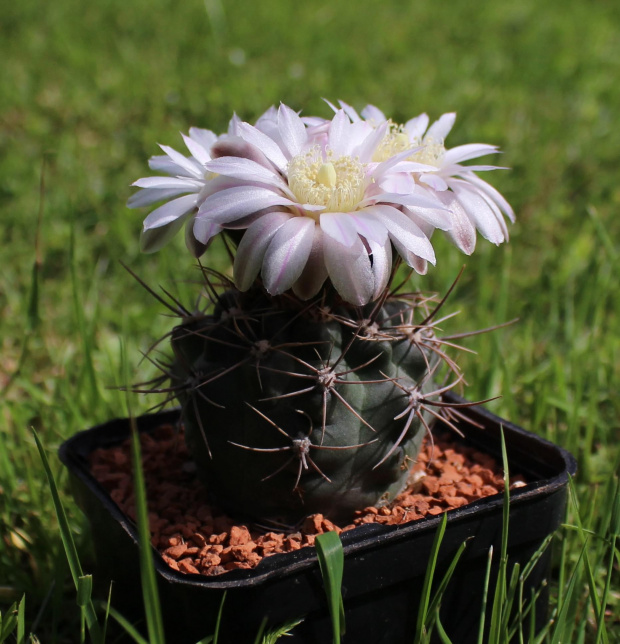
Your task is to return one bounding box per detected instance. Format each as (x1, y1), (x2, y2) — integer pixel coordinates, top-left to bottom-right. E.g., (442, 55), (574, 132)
(129, 100), (514, 529)
(165, 280), (461, 526)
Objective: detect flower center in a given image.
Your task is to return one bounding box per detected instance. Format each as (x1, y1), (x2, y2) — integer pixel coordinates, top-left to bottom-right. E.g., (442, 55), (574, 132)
(288, 146), (366, 213)
(372, 123), (446, 167)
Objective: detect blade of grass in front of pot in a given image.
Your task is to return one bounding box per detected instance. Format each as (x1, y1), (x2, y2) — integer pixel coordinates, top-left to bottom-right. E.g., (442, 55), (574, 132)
(548, 542), (587, 644)
(433, 608), (453, 644)
(0, 599), (18, 642)
(426, 537), (469, 630)
(487, 427), (510, 644)
(315, 531), (345, 643)
(252, 616), (267, 644)
(596, 477), (619, 644)
(507, 534), (554, 642)
(32, 428), (104, 644)
(129, 418), (166, 644)
(77, 575), (94, 643)
(210, 590), (227, 644)
(258, 617), (304, 644)
(414, 511), (448, 642)
(107, 606), (150, 644)
(16, 594), (26, 644)
(477, 546), (494, 644)
(567, 477), (610, 644)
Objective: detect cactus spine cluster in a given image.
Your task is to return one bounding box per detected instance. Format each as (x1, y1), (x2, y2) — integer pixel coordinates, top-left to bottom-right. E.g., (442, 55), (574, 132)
(165, 278), (460, 527)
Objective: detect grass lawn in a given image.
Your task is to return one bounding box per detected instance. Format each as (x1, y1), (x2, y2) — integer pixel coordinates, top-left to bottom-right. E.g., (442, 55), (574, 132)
(1, 0), (619, 640)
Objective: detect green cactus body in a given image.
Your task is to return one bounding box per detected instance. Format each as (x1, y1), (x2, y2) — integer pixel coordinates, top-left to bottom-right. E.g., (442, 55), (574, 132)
(171, 287), (440, 526)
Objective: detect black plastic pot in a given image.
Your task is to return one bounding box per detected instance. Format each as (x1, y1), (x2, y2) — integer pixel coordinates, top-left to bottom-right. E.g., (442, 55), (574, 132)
(59, 396), (576, 644)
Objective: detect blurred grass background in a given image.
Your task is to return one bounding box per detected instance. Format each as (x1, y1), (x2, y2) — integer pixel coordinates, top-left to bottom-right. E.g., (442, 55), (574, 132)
(1, 0), (618, 639)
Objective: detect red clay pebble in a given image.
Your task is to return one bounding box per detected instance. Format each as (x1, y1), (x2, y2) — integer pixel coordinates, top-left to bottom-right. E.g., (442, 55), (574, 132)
(90, 428), (517, 577)
(164, 544), (187, 559)
(229, 525), (251, 546)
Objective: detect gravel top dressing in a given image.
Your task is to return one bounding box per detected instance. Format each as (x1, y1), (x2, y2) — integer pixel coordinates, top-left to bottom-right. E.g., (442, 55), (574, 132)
(89, 423), (525, 577)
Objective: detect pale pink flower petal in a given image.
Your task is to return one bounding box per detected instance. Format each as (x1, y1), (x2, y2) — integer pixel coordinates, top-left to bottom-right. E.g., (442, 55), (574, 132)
(234, 212), (292, 291)
(425, 112), (456, 141)
(320, 212), (360, 247)
(292, 226), (329, 300)
(262, 217), (316, 294)
(277, 104), (308, 158)
(323, 234), (374, 306)
(368, 237), (393, 300)
(198, 186), (296, 224)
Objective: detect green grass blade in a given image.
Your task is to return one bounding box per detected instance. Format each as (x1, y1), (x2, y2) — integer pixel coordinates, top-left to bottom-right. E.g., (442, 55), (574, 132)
(129, 422), (166, 644)
(31, 428), (103, 644)
(259, 617), (305, 644)
(414, 512), (448, 642)
(487, 427), (510, 644)
(595, 477), (619, 644)
(107, 606), (150, 644)
(477, 546), (493, 644)
(568, 477), (610, 644)
(549, 543), (587, 644)
(315, 531), (345, 643)
(211, 591), (227, 644)
(252, 617), (268, 644)
(16, 595), (26, 644)
(433, 608), (454, 644)
(426, 538), (469, 625)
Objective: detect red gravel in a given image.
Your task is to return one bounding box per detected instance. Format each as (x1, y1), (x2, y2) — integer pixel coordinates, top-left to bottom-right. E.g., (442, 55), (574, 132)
(89, 424), (526, 577)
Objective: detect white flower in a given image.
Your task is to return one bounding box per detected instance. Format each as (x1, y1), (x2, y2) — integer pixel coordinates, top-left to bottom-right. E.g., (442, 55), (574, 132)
(338, 102), (515, 254)
(128, 127), (222, 255)
(195, 104), (449, 305)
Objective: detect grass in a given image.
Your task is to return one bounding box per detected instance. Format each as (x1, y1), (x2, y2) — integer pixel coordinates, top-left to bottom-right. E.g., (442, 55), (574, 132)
(1, 0), (619, 640)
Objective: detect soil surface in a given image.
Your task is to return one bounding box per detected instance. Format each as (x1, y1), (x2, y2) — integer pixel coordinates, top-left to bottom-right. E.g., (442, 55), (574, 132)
(89, 424), (526, 577)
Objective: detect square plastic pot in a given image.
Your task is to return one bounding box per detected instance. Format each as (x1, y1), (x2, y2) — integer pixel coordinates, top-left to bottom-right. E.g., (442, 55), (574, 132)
(59, 395), (576, 644)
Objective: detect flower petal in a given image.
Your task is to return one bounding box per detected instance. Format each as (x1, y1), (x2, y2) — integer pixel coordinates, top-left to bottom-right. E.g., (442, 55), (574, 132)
(131, 176), (203, 190)
(404, 113), (429, 140)
(185, 214), (211, 257)
(236, 122), (289, 172)
(292, 226), (329, 300)
(277, 104), (307, 158)
(148, 155), (191, 176)
(142, 194), (198, 230)
(140, 213), (190, 253)
(458, 172), (515, 222)
(262, 217), (315, 294)
(193, 216), (223, 246)
(323, 234), (374, 305)
(128, 187), (196, 209)
(206, 156), (290, 192)
(199, 186), (296, 224)
(425, 113), (456, 142)
(419, 173), (449, 191)
(348, 211), (389, 245)
(443, 143), (499, 165)
(363, 205), (436, 263)
(182, 133), (212, 165)
(211, 134), (278, 171)
(158, 144), (203, 179)
(434, 190), (477, 254)
(188, 127), (218, 152)
(368, 237), (392, 300)
(320, 212), (360, 247)
(328, 110), (354, 156)
(234, 212), (292, 291)
(448, 179), (505, 244)
(360, 104), (387, 124)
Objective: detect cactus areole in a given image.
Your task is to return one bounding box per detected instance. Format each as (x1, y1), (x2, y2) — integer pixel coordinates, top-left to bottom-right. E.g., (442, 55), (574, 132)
(130, 101), (514, 528)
